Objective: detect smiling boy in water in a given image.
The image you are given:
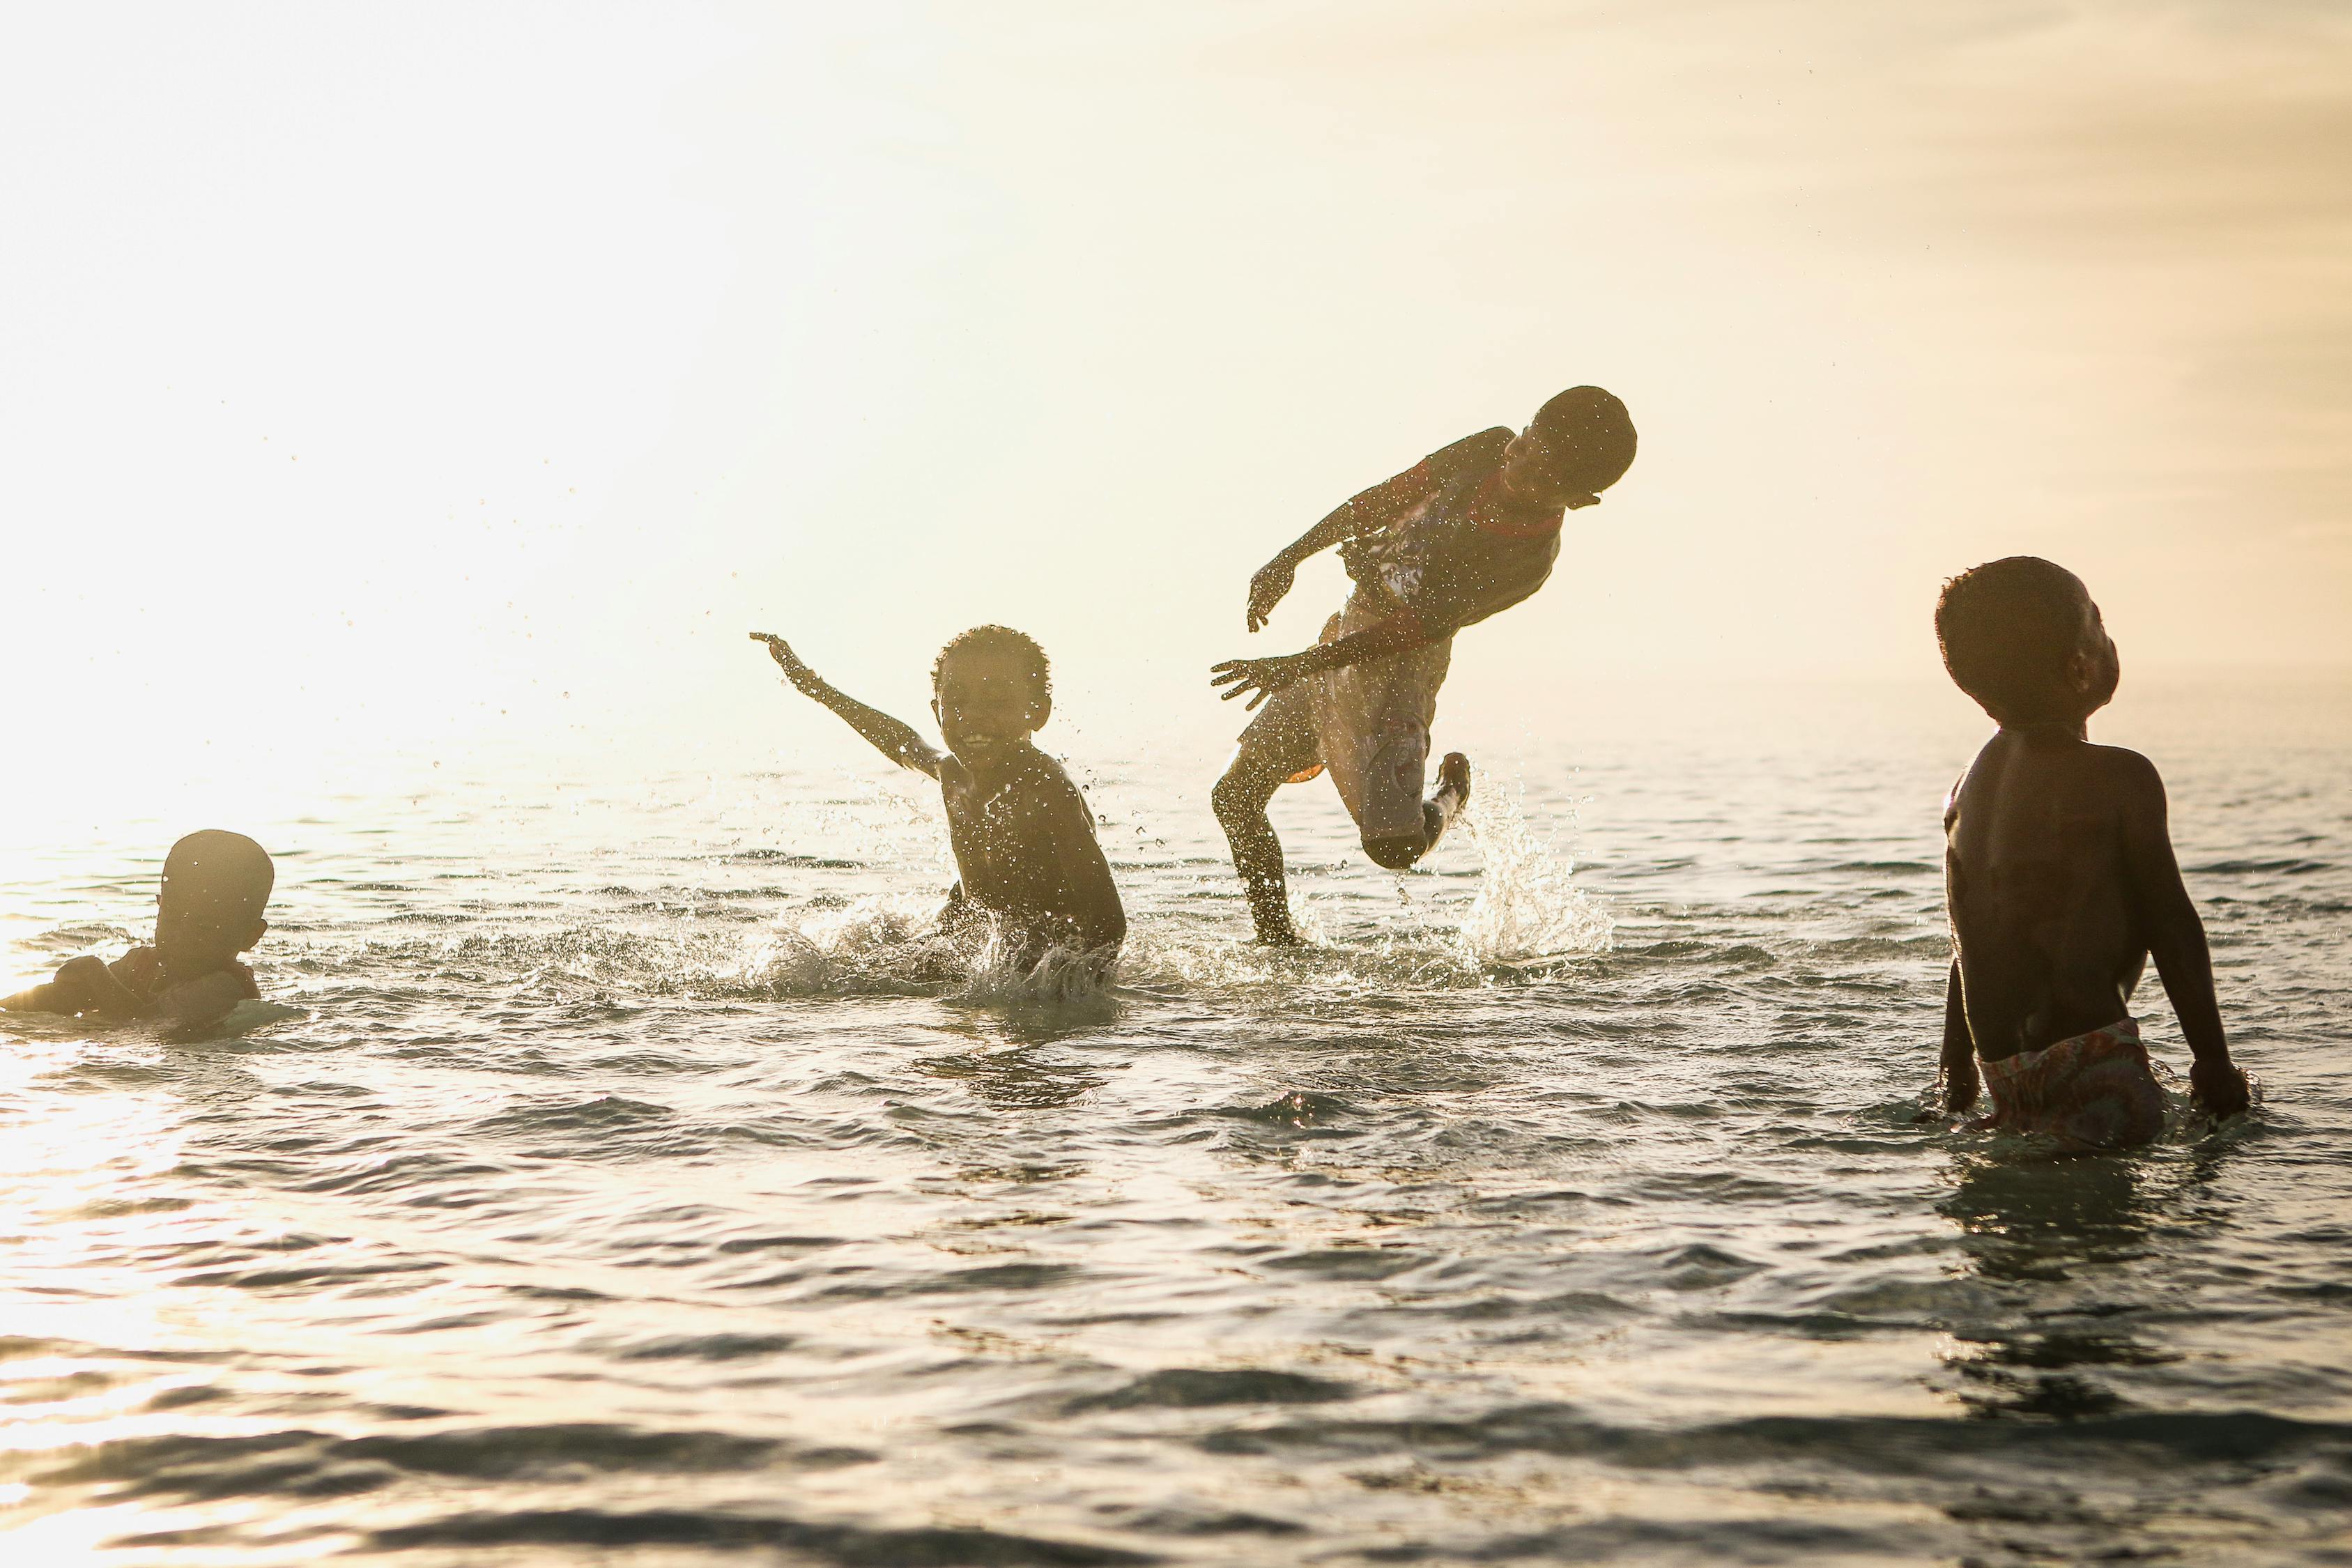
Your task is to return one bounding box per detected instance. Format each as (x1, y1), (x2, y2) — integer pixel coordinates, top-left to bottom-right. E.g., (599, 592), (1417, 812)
(3, 830), (275, 1030)
(751, 627), (1126, 965)
(1934, 558), (2250, 1148)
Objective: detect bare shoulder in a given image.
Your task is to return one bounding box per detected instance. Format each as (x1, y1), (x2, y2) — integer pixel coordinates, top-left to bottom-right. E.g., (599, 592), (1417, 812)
(109, 946), (163, 987)
(2087, 742), (2166, 796)
(1944, 737), (2002, 825)
(1012, 749), (1105, 830)
(1942, 756), (1979, 830)
(1015, 748), (1090, 805)
(1428, 426), (1514, 476)
(2086, 744), (2169, 833)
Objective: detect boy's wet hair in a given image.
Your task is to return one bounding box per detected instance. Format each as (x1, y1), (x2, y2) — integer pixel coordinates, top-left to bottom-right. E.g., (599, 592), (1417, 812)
(162, 830), (275, 918)
(932, 624), (1052, 702)
(1532, 385), (1638, 494)
(1935, 556), (2091, 718)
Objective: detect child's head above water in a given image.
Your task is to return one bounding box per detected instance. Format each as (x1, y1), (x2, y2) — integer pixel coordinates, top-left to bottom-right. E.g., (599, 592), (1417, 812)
(155, 830), (275, 981)
(1501, 385), (1638, 509)
(931, 626), (1052, 760)
(1936, 556), (2119, 727)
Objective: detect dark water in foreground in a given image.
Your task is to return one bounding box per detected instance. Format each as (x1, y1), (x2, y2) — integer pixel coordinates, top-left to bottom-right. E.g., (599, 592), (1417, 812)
(3, 682), (2347, 1565)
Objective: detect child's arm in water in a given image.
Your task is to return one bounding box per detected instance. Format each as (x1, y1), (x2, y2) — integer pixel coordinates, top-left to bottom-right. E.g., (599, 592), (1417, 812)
(1939, 960), (1979, 1114)
(1936, 776), (1979, 1116)
(1, 953), (148, 1017)
(751, 633), (942, 780)
(958, 760), (1127, 956)
(149, 971), (255, 1029)
(2113, 750), (2249, 1119)
(1033, 769), (1126, 953)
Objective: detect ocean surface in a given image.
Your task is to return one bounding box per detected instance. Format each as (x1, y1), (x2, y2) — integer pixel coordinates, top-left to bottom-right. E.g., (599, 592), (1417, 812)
(3, 678), (2347, 1567)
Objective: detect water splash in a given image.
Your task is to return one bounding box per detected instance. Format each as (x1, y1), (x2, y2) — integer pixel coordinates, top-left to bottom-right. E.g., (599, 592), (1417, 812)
(1453, 779), (1612, 966)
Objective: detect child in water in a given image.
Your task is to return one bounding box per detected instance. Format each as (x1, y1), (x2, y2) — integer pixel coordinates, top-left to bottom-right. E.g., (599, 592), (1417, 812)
(3, 830), (275, 1030)
(751, 627), (1126, 967)
(1208, 386), (1637, 944)
(1935, 558), (2250, 1148)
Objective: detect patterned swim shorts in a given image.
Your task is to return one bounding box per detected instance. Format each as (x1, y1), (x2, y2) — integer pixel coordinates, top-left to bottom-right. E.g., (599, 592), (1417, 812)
(1978, 1018), (2169, 1151)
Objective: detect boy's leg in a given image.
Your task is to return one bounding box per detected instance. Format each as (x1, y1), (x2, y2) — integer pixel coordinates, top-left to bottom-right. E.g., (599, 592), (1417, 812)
(1362, 750), (1473, 869)
(1212, 684), (1322, 945)
(1307, 606), (1460, 872)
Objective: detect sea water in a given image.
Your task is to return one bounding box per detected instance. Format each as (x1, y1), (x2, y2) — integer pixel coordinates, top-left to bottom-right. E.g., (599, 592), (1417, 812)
(1, 679), (2346, 1565)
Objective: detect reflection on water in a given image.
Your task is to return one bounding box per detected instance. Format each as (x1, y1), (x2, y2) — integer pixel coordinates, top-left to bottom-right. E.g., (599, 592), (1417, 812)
(1938, 1153), (2164, 1422)
(1, 682), (2348, 1564)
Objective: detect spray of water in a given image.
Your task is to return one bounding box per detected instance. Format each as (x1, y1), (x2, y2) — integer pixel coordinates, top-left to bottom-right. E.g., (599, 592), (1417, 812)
(272, 772), (1606, 1008)
(1452, 780), (1613, 967)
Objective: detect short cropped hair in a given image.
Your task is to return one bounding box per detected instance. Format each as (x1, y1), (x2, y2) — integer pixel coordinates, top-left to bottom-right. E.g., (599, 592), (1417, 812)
(1531, 385), (1638, 495)
(162, 830), (275, 919)
(1935, 557), (2090, 718)
(932, 624), (1051, 702)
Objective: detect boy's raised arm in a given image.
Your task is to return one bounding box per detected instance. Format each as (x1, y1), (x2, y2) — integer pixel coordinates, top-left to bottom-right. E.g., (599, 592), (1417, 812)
(2114, 751), (2247, 1118)
(1244, 459), (1440, 632)
(751, 633), (941, 779)
(1246, 500), (1365, 633)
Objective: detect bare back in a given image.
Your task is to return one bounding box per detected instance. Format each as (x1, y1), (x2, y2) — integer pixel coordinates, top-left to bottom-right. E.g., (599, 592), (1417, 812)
(1945, 730), (2149, 1061)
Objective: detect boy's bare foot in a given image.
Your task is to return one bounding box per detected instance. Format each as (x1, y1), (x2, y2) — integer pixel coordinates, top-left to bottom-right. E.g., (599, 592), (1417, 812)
(1438, 751), (1472, 805)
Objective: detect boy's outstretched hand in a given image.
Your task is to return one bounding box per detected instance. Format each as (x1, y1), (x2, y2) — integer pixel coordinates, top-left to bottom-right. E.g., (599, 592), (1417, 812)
(2190, 1057), (2252, 1121)
(750, 632), (824, 696)
(1211, 652), (1314, 709)
(1245, 558), (1296, 632)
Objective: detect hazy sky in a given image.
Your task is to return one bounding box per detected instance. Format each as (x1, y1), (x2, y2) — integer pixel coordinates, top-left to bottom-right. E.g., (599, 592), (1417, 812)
(3, 1), (2346, 779)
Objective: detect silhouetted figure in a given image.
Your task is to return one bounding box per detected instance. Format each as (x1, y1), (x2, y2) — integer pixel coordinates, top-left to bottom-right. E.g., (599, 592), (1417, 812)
(752, 627), (1125, 968)
(1935, 558), (2250, 1148)
(1209, 386), (1637, 944)
(3, 830), (274, 1029)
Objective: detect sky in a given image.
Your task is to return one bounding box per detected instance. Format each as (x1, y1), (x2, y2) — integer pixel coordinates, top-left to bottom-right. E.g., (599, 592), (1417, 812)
(1, 0), (2346, 789)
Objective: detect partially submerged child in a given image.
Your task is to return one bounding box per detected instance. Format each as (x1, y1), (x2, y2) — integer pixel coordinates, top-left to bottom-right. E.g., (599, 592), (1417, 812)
(751, 626), (1126, 969)
(3, 830), (275, 1030)
(1935, 558), (2250, 1149)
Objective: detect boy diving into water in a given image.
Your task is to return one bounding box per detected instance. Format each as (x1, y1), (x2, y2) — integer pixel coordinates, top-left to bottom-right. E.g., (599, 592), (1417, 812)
(751, 627), (1126, 965)
(1208, 386), (1638, 944)
(3, 830), (275, 1030)
(1935, 558), (2250, 1148)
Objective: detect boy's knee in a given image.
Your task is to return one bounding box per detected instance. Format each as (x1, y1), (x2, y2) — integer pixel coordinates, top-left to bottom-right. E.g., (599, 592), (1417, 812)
(1212, 769), (1266, 823)
(1362, 833), (1425, 870)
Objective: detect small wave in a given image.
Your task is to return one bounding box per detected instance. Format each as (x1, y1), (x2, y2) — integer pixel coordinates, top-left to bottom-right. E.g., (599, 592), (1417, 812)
(2187, 857), (2335, 875)
(1064, 1367), (1358, 1413)
(21, 922), (137, 953)
(366, 1509), (1153, 1563)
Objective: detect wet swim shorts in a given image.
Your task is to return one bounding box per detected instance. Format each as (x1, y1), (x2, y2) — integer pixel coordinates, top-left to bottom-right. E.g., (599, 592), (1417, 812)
(1978, 1017), (2168, 1151)
(1305, 599), (1452, 846)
